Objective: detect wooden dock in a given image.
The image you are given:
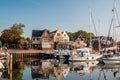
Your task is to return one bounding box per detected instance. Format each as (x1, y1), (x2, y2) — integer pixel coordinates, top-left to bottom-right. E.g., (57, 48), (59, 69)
(2, 49), (55, 59)
(8, 49), (54, 54)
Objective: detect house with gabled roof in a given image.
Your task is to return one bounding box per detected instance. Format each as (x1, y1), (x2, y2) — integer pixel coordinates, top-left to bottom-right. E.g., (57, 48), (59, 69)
(72, 35), (86, 49)
(31, 29), (54, 50)
(50, 29), (72, 50)
(50, 29), (64, 42)
(50, 29), (65, 50)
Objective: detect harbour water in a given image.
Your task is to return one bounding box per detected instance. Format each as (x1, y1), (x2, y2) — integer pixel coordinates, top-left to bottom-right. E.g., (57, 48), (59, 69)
(1, 53), (120, 80)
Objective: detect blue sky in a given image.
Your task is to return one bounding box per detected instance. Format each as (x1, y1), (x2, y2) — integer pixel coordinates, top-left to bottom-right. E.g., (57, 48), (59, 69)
(0, 0), (120, 38)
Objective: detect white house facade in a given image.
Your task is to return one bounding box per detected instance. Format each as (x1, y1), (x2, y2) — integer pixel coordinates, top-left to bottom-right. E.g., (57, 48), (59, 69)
(62, 31), (69, 42)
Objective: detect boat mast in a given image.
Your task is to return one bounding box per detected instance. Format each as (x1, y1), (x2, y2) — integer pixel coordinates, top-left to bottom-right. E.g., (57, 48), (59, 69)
(98, 20), (101, 53)
(89, 8), (98, 51)
(89, 8), (92, 50)
(106, 0), (120, 51)
(112, 0), (120, 52)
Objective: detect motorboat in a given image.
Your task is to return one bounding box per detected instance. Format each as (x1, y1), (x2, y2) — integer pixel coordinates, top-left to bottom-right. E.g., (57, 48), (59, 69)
(69, 47), (102, 61)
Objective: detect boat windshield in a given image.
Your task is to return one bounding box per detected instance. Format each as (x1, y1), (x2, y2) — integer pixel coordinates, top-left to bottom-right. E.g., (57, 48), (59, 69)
(79, 50), (89, 56)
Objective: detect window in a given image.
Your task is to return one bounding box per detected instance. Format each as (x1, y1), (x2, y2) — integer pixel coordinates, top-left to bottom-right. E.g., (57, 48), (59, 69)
(57, 33), (60, 36)
(37, 38), (39, 40)
(43, 38), (49, 42)
(64, 34), (66, 37)
(33, 38), (35, 41)
(42, 42), (51, 48)
(32, 38), (39, 42)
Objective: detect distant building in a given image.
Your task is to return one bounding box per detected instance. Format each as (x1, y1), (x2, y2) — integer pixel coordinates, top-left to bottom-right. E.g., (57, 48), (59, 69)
(31, 29), (54, 50)
(89, 36), (114, 50)
(62, 31), (69, 42)
(117, 41), (120, 51)
(72, 35), (86, 49)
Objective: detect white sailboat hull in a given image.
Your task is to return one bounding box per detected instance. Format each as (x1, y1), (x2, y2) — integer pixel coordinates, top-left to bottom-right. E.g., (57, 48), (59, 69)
(69, 54), (103, 61)
(101, 56), (120, 64)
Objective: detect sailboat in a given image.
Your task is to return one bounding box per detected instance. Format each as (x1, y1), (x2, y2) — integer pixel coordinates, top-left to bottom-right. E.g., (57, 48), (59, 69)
(69, 8), (103, 61)
(99, 0), (120, 64)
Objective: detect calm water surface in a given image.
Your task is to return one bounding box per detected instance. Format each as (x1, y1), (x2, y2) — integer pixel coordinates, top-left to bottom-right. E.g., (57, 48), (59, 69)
(1, 54), (120, 80)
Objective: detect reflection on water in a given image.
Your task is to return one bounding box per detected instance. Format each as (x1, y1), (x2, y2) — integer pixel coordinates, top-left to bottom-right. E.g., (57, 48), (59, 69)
(1, 54), (120, 80)
(70, 61), (99, 75)
(98, 63), (120, 80)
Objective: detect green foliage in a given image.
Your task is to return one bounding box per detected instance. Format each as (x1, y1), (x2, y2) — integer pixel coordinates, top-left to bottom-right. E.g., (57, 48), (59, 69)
(0, 40), (2, 47)
(1, 29), (21, 47)
(67, 30), (94, 41)
(10, 23), (25, 35)
(1, 23), (25, 48)
(66, 32), (73, 40)
(12, 61), (23, 80)
(26, 37), (31, 43)
(18, 37), (29, 49)
(88, 32), (95, 38)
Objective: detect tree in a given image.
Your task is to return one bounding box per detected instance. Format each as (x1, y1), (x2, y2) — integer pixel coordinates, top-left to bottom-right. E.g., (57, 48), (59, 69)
(1, 23), (25, 48)
(67, 30), (94, 41)
(26, 37), (31, 44)
(1, 29), (21, 48)
(10, 23), (25, 35)
(88, 32), (95, 38)
(66, 32), (73, 40)
(73, 30), (88, 40)
(0, 40), (2, 47)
